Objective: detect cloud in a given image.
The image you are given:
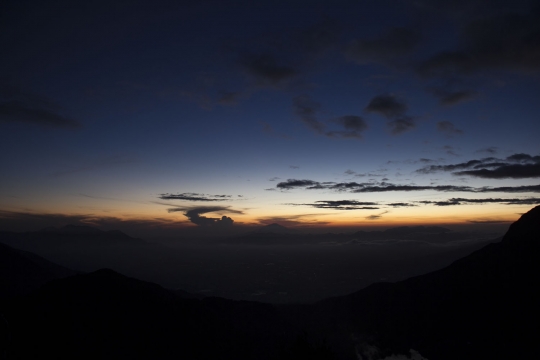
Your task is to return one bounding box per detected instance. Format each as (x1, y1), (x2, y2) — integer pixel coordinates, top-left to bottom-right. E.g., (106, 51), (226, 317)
(476, 146), (498, 154)
(328, 115), (368, 139)
(365, 94), (415, 135)
(159, 193), (232, 201)
(167, 206), (242, 227)
(289, 165), (300, 169)
(366, 211), (389, 220)
(292, 95), (325, 133)
(418, 6), (540, 76)
(417, 153), (540, 178)
(292, 96), (367, 139)
(419, 197), (540, 206)
(431, 89), (478, 106)
(346, 27), (421, 65)
(387, 202), (418, 207)
(277, 179), (321, 190)
(388, 117), (416, 135)
(274, 178), (540, 193)
(437, 121), (464, 136)
(241, 53), (298, 86)
(287, 200), (380, 210)
(0, 84), (80, 129)
(443, 145), (459, 156)
(455, 163), (540, 179)
(365, 94), (408, 119)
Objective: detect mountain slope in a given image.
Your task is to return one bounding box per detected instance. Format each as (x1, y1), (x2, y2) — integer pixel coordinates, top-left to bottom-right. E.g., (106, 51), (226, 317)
(0, 242), (76, 298)
(310, 205), (540, 359)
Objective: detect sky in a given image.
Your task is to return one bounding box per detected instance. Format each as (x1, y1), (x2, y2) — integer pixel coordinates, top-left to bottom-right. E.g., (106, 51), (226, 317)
(1, 0), (539, 236)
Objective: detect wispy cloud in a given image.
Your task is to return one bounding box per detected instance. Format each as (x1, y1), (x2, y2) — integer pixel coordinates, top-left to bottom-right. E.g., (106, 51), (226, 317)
(417, 153), (540, 179)
(286, 200), (380, 210)
(159, 193), (232, 201)
(275, 178), (540, 193)
(437, 121), (464, 136)
(419, 197), (540, 206)
(366, 211), (389, 220)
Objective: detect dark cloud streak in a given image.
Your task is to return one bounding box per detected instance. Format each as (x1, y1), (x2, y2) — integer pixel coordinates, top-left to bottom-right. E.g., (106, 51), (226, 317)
(159, 193), (232, 202)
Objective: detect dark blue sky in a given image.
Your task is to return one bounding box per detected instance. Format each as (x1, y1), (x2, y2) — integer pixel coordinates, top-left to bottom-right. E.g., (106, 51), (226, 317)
(1, 0), (539, 234)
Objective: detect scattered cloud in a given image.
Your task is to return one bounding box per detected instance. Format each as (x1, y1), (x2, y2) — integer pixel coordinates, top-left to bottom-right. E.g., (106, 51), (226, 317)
(277, 179), (321, 190)
(437, 121), (464, 136)
(417, 153), (540, 178)
(159, 193), (232, 201)
(167, 206), (242, 227)
(419, 197), (540, 206)
(292, 96), (368, 139)
(292, 95), (325, 133)
(274, 178), (540, 193)
(241, 53), (297, 87)
(388, 117), (416, 135)
(455, 164), (540, 179)
(417, 7), (540, 77)
(287, 200), (380, 210)
(365, 94), (408, 119)
(387, 202), (418, 207)
(476, 146), (498, 154)
(365, 94), (415, 135)
(429, 88), (478, 106)
(443, 145), (459, 156)
(366, 211), (389, 220)
(328, 115), (368, 139)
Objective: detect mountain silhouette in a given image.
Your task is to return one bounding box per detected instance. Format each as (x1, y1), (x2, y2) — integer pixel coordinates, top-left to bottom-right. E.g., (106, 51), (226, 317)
(305, 205), (540, 359)
(0, 242), (76, 298)
(1, 206), (539, 359)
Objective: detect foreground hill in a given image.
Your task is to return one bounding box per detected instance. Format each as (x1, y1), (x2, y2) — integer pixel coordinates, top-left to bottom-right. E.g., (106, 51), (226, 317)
(1, 206), (539, 359)
(0, 242), (76, 298)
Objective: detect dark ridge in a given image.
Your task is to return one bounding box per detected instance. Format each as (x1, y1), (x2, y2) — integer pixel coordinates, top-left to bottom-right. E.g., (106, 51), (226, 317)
(2, 206), (539, 359)
(0, 242), (76, 298)
(308, 205), (540, 359)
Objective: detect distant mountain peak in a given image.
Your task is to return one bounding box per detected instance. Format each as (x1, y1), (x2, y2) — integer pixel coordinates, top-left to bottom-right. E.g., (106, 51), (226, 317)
(502, 205), (540, 244)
